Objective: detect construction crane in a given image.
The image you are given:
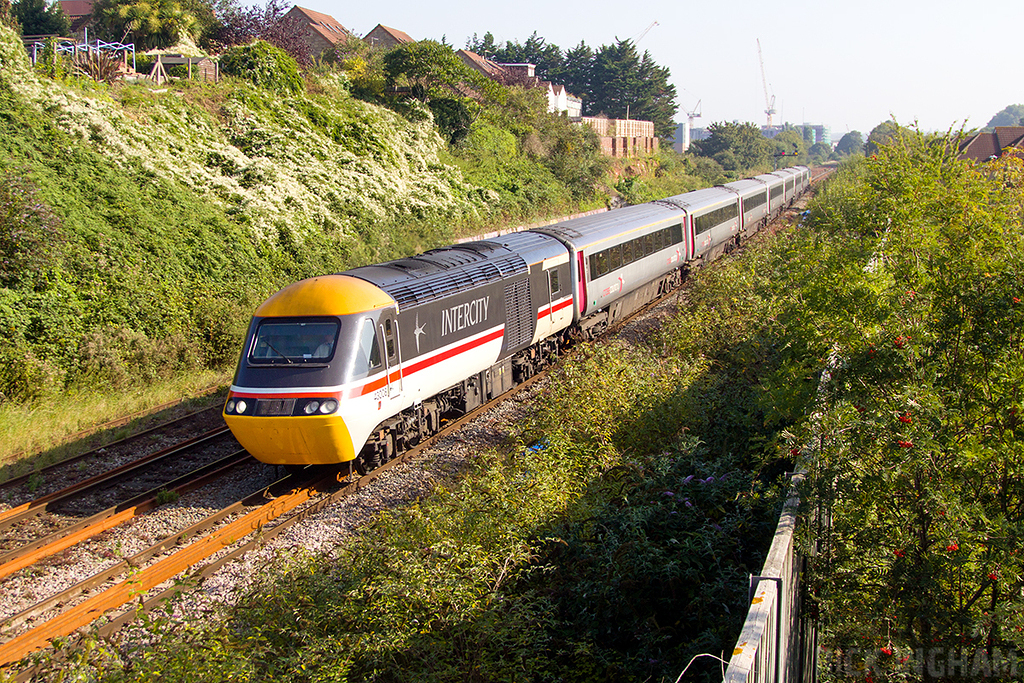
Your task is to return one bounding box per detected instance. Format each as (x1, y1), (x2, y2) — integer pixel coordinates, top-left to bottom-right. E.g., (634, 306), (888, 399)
(634, 21), (658, 44)
(757, 39), (776, 129)
(682, 99), (701, 152)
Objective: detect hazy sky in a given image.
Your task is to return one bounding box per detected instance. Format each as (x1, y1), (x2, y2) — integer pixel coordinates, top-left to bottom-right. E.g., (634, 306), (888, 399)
(299, 0), (1022, 140)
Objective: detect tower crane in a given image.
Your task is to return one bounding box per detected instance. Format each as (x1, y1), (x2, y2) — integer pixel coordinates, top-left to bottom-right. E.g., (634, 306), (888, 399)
(757, 39), (776, 129)
(682, 99), (701, 152)
(634, 21), (658, 44)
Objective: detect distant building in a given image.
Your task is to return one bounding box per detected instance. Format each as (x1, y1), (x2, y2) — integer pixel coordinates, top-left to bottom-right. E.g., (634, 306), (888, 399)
(800, 124), (831, 147)
(363, 24), (413, 50)
(959, 126), (1024, 162)
(548, 83), (582, 119)
(58, 0), (92, 35)
(456, 49), (507, 81)
(283, 6), (351, 58)
(582, 117), (659, 158)
(456, 49), (581, 118)
(669, 122), (710, 153)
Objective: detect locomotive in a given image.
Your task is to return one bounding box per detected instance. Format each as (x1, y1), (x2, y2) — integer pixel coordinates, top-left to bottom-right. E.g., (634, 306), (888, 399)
(223, 166), (811, 468)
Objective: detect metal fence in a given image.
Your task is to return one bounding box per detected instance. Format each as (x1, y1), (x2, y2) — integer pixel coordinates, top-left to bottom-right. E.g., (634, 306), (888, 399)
(722, 474), (817, 683)
(25, 36), (137, 71)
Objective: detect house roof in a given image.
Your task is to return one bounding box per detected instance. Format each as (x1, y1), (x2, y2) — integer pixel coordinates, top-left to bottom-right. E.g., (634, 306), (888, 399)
(959, 126), (1024, 162)
(58, 0), (92, 18)
(456, 49), (508, 80)
(366, 24), (413, 45)
(287, 6), (350, 45)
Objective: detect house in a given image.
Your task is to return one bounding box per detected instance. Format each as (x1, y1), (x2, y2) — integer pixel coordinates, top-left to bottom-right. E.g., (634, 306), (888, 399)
(456, 49), (582, 118)
(363, 24), (413, 50)
(958, 126), (1024, 162)
(548, 83), (582, 119)
(58, 0), (93, 34)
(282, 6), (351, 58)
(456, 48), (508, 82)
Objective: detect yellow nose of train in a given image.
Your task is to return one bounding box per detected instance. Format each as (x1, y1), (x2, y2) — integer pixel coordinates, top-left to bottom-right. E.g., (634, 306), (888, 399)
(226, 412), (356, 465)
(223, 274), (396, 465)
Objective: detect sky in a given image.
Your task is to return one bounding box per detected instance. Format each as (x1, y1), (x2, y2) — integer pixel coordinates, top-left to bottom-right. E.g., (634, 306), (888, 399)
(298, 0), (1023, 142)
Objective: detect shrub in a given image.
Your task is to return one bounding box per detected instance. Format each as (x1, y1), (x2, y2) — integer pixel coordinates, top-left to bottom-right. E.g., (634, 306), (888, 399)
(219, 40), (303, 95)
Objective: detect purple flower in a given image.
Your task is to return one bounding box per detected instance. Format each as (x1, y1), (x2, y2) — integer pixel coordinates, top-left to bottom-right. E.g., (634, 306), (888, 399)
(685, 500), (693, 508)
(662, 491), (675, 497)
(683, 475), (694, 484)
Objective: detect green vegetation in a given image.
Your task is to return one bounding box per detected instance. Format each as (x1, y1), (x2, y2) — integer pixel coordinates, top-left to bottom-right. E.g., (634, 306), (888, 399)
(790, 134), (1024, 675)
(219, 39), (302, 94)
(30, 203), (827, 682)
(985, 103), (1024, 129)
(466, 31), (678, 138)
(10, 0), (69, 36)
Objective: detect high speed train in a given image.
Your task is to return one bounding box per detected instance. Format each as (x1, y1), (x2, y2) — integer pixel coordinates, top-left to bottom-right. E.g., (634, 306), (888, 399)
(223, 166), (811, 468)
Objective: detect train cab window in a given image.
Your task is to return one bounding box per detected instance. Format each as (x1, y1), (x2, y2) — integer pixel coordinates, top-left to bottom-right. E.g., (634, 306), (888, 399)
(357, 319), (382, 372)
(250, 319), (339, 365)
(548, 269), (560, 295)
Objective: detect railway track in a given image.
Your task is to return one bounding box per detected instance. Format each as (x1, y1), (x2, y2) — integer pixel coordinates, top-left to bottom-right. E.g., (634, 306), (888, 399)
(0, 171), (831, 679)
(0, 403), (228, 510)
(0, 372), (548, 678)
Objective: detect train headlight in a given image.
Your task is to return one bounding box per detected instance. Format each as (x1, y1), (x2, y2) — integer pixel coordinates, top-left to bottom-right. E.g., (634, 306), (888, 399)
(225, 399), (236, 414)
(303, 401), (320, 415)
(235, 399), (248, 414)
(319, 399), (338, 415)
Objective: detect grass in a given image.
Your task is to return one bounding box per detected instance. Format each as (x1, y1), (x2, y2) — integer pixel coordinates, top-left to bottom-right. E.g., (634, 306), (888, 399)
(0, 368), (231, 482)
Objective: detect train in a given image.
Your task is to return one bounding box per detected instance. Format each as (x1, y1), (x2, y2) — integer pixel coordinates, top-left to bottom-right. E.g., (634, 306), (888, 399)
(223, 166), (812, 469)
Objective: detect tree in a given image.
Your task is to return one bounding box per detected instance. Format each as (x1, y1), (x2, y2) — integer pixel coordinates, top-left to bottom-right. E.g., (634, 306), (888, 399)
(205, 0), (310, 64)
(770, 127), (806, 166)
(834, 130), (864, 156)
(588, 38), (677, 138)
(384, 40), (490, 101)
(690, 121), (770, 173)
(551, 40), (592, 109)
(90, 0), (199, 49)
(808, 142), (832, 164)
(985, 103), (1024, 129)
(12, 0), (69, 35)
(475, 30), (562, 82)
(384, 41), (496, 144)
(865, 120), (902, 156)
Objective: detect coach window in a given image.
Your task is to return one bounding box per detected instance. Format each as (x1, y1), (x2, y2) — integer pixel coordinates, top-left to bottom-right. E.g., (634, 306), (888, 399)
(644, 234), (654, 255)
(609, 245), (622, 270)
(621, 240), (633, 264)
(548, 269), (560, 295)
(670, 223), (683, 245)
